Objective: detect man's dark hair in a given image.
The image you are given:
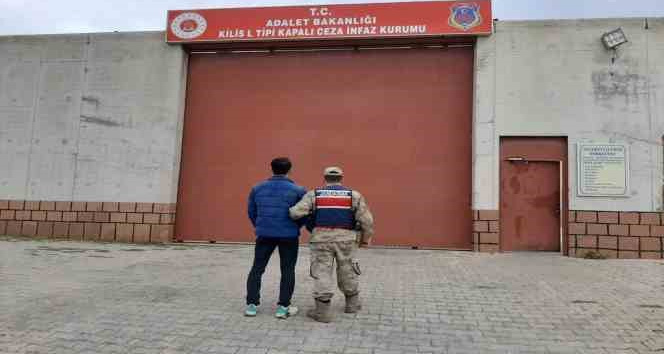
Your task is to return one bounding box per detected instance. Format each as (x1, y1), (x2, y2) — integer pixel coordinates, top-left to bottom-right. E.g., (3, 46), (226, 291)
(324, 175), (343, 183)
(271, 157), (292, 175)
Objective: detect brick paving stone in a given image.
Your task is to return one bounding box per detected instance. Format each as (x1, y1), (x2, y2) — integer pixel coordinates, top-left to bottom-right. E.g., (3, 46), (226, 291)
(0, 237), (663, 354)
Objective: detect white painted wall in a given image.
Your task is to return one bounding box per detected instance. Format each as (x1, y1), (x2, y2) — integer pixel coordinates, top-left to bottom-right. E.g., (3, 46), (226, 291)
(474, 18), (664, 212)
(0, 32), (187, 203)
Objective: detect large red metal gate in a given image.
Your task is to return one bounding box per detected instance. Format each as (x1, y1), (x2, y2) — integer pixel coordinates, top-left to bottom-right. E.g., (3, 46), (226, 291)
(176, 46), (473, 248)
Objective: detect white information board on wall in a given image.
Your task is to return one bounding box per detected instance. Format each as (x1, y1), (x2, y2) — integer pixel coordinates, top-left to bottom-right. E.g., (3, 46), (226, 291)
(577, 144), (629, 197)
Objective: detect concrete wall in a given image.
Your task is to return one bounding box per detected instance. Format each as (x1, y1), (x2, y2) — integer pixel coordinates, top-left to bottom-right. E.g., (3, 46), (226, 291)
(3, 19), (663, 210)
(474, 18), (664, 212)
(0, 32), (187, 203)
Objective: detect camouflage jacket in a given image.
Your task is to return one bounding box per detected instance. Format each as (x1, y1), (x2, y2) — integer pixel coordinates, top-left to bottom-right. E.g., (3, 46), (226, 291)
(289, 184), (374, 244)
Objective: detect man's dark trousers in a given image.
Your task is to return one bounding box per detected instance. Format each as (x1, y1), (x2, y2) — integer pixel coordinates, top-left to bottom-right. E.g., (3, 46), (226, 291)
(246, 237), (299, 307)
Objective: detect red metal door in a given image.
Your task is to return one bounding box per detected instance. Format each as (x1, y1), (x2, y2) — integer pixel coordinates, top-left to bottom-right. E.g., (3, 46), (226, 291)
(501, 161), (561, 251)
(176, 47), (473, 248)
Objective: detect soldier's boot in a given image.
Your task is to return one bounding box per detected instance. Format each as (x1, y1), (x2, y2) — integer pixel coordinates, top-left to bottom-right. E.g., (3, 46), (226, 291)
(344, 294), (362, 313)
(306, 299), (333, 323)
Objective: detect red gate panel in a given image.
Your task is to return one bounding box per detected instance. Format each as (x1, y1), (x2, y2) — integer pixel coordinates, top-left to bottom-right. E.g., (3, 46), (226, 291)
(176, 47), (473, 248)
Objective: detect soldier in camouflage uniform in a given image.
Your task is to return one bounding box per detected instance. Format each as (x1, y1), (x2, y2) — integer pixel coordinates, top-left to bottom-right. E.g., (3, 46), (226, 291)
(289, 166), (374, 323)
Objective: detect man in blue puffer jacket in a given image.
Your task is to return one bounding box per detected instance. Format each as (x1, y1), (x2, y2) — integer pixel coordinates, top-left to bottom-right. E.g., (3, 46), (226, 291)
(245, 157), (307, 319)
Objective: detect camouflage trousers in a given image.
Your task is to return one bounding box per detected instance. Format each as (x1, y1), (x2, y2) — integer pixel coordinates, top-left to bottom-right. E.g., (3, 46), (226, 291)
(309, 241), (361, 301)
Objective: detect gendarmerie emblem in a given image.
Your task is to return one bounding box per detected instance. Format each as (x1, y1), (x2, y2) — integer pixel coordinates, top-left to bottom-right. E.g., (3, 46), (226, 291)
(449, 3), (482, 31)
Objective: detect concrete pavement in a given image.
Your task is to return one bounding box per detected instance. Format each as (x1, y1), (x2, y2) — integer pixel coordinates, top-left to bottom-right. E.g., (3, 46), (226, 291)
(1, 237), (663, 354)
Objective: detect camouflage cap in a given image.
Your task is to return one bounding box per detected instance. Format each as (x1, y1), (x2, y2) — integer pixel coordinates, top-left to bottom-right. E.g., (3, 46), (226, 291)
(323, 166), (344, 176)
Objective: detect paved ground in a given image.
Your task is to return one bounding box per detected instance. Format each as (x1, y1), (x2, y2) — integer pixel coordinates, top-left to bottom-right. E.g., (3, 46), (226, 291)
(1, 237), (663, 354)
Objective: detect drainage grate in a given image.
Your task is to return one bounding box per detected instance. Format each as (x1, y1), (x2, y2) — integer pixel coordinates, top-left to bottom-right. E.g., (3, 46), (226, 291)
(572, 300), (598, 304)
(639, 304), (663, 309)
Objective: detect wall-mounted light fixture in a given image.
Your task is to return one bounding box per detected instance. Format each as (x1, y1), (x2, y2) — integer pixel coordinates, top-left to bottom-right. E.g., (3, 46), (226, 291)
(601, 28), (628, 50)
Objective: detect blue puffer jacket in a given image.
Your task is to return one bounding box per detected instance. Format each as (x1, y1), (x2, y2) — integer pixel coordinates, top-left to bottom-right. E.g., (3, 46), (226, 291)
(248, 175), (307, 238)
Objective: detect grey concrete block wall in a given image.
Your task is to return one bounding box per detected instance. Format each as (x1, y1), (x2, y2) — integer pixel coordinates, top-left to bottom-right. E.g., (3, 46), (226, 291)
(474, 18), (664, 212)
(0, 32), (187, 203)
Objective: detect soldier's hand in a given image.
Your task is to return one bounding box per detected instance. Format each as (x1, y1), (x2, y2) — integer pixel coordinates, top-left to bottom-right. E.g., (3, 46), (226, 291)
(358, 241), (371, 249)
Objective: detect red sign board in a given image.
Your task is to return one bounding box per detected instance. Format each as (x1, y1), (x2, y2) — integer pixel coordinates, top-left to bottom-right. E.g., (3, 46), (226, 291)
(166, 1), (492, 43)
